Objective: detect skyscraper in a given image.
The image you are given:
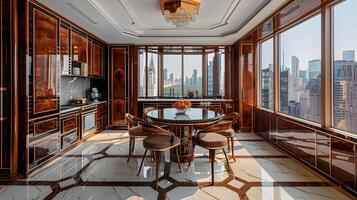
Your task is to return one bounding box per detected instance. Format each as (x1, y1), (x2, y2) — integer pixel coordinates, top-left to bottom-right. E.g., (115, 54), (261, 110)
(291, 56), (299, 78)
(147, 55), (156, 96)
(308, 59), (321, 79)
(299, 77), (321, 122)
(261, 67), (273, 109)
(207, 61), (214, 96)
(280, 69), (289, 113)
(342, 50), (355, 61)
(164, 68), (168, 86)
(192, 69), (198, 85)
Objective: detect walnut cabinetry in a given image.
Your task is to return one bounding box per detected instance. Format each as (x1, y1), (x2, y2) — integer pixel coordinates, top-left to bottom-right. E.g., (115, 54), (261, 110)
(61, 111), (80, 149)
(30, 8), (59, 117)
(92, 42), (104, 77)
(60, 25), (70, 75)
(109, 47), (128, 127)
(71, 31), (87, 64)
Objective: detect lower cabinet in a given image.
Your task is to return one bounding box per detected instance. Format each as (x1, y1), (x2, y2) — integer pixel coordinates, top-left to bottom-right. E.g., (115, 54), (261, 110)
(61, 112), (80, 149)
(28, 133), (60, 170)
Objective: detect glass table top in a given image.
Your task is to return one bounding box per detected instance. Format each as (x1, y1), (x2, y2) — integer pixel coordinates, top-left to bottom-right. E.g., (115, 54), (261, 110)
(145, 108), (222, 123)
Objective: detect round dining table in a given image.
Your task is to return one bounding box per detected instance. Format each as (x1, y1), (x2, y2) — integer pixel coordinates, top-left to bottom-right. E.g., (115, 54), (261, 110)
(145, 107), (223, 162)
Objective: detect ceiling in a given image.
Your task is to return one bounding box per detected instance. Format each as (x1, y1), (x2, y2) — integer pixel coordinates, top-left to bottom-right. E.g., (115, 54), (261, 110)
(37, 0), (287, 45)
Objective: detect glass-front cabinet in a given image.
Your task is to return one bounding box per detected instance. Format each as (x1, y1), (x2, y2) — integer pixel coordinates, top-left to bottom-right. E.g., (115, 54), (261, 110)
(30, 8), (59, 116)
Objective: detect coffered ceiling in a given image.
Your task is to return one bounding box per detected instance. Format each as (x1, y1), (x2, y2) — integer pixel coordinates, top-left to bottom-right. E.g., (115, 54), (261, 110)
(37, 0), (287, 44)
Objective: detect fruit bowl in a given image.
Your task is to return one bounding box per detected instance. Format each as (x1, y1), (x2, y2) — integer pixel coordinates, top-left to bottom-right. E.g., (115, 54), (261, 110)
(172, 101), (192, 115)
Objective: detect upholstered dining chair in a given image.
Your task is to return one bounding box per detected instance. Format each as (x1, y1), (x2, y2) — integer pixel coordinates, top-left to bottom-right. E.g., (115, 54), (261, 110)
(194, 112), (240, 161)
(136, 122), (182, 189)
(125, 113), (168, 162)
(188, 130), (231, 185)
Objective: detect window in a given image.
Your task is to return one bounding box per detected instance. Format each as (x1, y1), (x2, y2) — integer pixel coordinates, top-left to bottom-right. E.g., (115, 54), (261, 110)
(207, 51), (215, 97)
(163, 54), (182, 97)
(279, 15), (321, 123)
(184, 54), (202, 97)
(147, 51), (158, 96)
(332, 0), (357, 133)
(138, 46), (226, 98)
(259, 38), (274, 110)
(218, 48), (225, 97)
(138, 49), (146, 97)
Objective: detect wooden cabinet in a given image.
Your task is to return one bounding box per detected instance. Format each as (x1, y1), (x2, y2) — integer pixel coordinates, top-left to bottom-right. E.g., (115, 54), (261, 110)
(61, 112), (80, 149)
(88, 40), (93, 76)
(96, 103), (107, 131)
(30, 9), (59, 116)
(110, 47), (128, 127)
(60, 25), (70, 75)
(92, 43), (103, 77)
(71, 31), (87, 64)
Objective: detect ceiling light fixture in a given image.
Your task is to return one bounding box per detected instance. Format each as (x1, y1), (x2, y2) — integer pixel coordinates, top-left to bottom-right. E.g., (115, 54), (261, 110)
(160, 0), (200, 29)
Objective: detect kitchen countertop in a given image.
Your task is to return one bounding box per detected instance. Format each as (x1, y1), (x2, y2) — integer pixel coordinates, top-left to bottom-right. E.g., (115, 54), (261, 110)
(60, 101), (107, 114)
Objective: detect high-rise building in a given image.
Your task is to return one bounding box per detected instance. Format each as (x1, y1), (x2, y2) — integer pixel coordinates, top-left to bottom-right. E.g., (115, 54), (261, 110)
(169, 73), (174, 85)
(333, 60), (357, 132)
(291, 56), (299, 78)
(147, 55), (156, 96)
(299, 70), (307, 81)
(207, 61), (214, 96)
(164, 68), (168, 86)
(192, 69), (198, 85)
(308, 59), (321, 79)
(261, 68), (273, 109)
(280, 69), (289, 113)
(299, 77), (321, 122)
(342, 50), (355, 61)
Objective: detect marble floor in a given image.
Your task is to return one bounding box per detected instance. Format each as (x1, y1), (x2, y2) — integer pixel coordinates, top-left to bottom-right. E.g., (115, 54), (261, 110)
(0, 130), (354, 200)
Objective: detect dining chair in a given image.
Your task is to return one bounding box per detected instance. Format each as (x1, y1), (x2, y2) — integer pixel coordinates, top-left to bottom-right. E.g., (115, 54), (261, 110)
(125, 113), (168, 162)
(136, 122), (182, 189)
(188, 131), (231, 185)
(194, 112), (240, 161)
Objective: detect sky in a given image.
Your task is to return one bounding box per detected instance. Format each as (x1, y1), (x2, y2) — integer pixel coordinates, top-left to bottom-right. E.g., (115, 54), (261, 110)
(261, 0), (357, 71)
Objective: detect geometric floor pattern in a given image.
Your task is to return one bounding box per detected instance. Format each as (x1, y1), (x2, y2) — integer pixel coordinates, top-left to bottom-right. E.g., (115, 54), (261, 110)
(0, 130), (353, 200)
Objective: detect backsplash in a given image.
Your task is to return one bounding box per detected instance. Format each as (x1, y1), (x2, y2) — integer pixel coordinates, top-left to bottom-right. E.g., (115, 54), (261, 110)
(60, 77), (90, 105)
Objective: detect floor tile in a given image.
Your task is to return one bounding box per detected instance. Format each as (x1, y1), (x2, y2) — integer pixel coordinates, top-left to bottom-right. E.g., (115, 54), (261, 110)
(0, 185), (52, 200)
(167, 186), (240, 200)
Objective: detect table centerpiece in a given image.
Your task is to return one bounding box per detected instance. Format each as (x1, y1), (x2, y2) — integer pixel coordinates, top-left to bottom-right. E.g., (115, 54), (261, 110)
(172, 101), (192, 115)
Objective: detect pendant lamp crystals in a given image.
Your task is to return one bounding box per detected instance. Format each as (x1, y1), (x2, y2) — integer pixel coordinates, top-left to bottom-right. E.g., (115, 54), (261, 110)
(161, 0), (200, 29)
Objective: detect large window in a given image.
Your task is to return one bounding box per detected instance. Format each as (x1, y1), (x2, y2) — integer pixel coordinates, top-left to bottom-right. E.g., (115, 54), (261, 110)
(259, 38), (274, 110)
(163, 54), (182, 97)
(279, 15), (321, 123)
(184, 54), (202, 97)
(332, 0), (357, 133)
(139, 46), (226, 98)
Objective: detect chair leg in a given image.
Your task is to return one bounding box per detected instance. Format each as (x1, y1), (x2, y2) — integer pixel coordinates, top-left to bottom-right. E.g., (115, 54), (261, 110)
(210, 149), (215, 185)
(227, 138), (230, 152)
(154, 151), (161, 190)
(187, 143), (196, 171)
(175, 147), (182, 172)
(231, 137), (236, 161)
(222, 148), (232, 172)
(127, 137), (132, 162)
(137, 149), (148, 176)
(132, 138), (136, 152)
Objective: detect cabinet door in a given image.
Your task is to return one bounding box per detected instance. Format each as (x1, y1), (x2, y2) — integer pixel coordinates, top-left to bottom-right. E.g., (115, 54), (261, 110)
(88, 40), (93, 76)
(93, 43), (103, 77)
(71, 31), (87, 64)
(32, 9), (59, 115)
(60, 26), (70, 75)
(111, 48), (127, 126)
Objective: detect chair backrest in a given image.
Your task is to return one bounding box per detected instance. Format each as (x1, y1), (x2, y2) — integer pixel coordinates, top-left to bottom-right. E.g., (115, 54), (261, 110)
(143, 107), (157, 121)
(138, 121), (173, 136)
(224, 112), (240, 124)
(125, 113), (145, 129)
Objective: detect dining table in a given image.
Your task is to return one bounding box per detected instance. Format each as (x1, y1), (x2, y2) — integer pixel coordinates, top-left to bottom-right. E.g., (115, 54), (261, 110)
(145, 107), (223, 163)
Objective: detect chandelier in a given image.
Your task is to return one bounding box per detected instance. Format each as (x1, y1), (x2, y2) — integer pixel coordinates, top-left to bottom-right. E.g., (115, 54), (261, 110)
(160, 0), (200, 29)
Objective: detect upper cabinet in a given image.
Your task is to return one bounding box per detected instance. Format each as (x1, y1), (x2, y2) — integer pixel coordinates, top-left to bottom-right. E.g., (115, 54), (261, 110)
(60, 25), (70, 75)
(92, 42), (104, 77)
(30, 8), (59, 116)
(71, 31), (87, 64)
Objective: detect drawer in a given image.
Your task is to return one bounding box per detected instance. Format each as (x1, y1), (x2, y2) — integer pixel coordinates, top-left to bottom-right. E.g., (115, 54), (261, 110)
(61, 115), (78, 133)
(29, 135), (60, 169)
(62, 131), (78, 148)
(30, 116), (60, 138)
